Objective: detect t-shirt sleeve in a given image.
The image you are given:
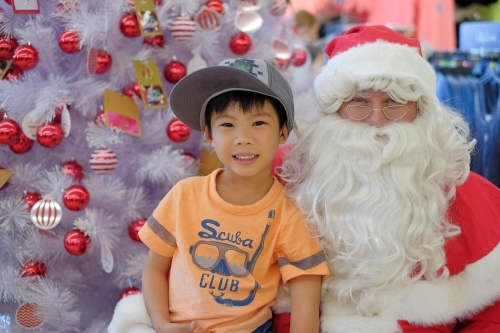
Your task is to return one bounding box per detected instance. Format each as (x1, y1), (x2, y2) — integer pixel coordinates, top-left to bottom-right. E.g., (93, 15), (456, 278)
(275, 211), (330, 283)
(138, 185), (179, 258)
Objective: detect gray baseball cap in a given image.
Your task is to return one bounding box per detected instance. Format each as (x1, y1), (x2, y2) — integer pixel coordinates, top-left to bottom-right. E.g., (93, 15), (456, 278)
(169, 58), (294, 132)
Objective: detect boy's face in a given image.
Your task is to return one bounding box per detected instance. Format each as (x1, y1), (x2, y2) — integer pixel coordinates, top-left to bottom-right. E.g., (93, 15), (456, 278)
(204, 100), (288, 180)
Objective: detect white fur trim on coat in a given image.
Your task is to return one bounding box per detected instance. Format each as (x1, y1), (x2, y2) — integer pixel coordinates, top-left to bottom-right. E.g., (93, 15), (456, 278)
(107, 293), (152, 333)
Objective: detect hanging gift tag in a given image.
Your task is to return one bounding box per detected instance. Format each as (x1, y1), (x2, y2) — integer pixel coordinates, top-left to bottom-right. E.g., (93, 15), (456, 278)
(101, 245), (114, 273)
(132, 60), (168, 110)
(104, 89), (141, 136)
(0, 60), (13, 80)
(12, 0), (40, 14)
(133, 0), (163, 37)
(60, 104), (71, 137)
(21, 112), (39, 140)
(0, 169), (13, 189)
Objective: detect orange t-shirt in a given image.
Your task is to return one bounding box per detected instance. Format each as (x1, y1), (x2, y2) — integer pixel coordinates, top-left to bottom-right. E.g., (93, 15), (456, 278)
(139, 169), (330, 333)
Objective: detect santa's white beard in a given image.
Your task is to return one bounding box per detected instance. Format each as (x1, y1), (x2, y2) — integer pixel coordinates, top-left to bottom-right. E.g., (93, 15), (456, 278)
(280, 113), (470, 316)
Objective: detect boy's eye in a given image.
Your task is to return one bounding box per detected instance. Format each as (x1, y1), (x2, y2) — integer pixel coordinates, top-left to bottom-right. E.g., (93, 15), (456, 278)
(220, 123), (233, 127)
(253, 121), (266, 126)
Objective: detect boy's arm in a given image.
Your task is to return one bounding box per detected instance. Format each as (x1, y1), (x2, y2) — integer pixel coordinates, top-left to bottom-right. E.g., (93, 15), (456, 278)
(289, 275), (322, 333)
(142, 250), (196, 333)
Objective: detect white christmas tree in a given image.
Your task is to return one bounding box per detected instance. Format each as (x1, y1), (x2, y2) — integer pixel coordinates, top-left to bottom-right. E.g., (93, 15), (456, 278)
(0, 0), (312, 331)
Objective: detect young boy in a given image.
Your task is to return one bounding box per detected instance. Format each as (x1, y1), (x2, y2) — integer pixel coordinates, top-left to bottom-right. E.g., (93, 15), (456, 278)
(139, 58), (330, 333)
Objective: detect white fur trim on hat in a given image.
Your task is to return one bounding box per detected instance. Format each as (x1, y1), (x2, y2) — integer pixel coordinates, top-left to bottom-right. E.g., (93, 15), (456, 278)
(313, 40), (437, 112)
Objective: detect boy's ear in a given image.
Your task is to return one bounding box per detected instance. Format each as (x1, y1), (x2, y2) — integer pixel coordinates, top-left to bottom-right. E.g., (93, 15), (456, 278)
(279, 125), (289, 144)
(203, 127), (214, 146)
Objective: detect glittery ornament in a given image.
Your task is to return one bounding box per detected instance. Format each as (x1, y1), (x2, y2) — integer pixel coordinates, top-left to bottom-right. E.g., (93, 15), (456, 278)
(0, 36), (18, 59)
(23, 192), (41, 211)
(58, 30), (81, 54)
(90, 148), (117, 174)
(206, 0), (224, 14)
(229, 33), (252, 55)
(268, 0), (289, 16)
(143, 35), (165, 48)
(61, 160), (84, 181)
(3, 65), (23, 81)
(0, 117), (21, 145)
(16, 303), (43, 329)
(64, 229), (90, 255)
(120, 13), (141, 38)
(163, 60), (186, 83)
(36, 123), (64, 148)
(291, 49), (308, 67)
(95, 50), (112, 74)
(128, 218), (146, 242)
(21, 261), (46, 278)
(166, 118), (191, 142)
(12, 45), (39, 70)
(119, 286), (142, 299)
(62, 185), (90, 211)
(170, 16), (196, 42)
(31, 199), (63, 230)
(196, 7), (222, 30)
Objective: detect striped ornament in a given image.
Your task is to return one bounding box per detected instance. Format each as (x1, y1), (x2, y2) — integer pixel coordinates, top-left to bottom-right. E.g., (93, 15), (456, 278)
(16, 303), (43, 329)
(30, 199), (62, 230)
(269, 0), (289, 16)
(195, 7), (222, 31)
(90, 148), (117, 174)
(170, 17), (196, 42)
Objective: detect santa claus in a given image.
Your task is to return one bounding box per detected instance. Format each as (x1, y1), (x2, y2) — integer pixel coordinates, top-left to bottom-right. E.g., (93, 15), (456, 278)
(273, 25), (500, 332)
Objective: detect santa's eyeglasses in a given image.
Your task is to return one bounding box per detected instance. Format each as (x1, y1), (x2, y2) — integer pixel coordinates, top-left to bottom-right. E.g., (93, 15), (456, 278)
(343, 102), (414, 121)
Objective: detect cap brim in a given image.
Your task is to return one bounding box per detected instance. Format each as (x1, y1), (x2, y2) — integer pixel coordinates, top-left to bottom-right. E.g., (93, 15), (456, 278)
(169, 66), (281, 132)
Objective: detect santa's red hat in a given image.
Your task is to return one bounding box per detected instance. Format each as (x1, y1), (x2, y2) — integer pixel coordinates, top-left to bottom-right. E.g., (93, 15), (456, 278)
(314, 25), (437, 111)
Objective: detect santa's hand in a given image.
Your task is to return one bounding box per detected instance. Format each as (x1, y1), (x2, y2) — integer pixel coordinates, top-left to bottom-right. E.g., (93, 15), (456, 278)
(155, 321), (199, 333)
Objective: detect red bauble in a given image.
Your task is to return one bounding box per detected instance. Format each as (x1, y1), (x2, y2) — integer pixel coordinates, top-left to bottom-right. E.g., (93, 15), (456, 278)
(143, 35), (165, 48)
(0, 37), (18, 59)
(128, 218), (146, 242)
(166, 118), (191, 142)
(170, 16), (196, 42)
(21, 261), (46, 278)
(119, 286), (142, 300)
(119, 13), (141, 38)
(61, 160), (84, 181)
(95, 50), (112, 74)
(36, 123), (63, 148)
(62, 185), (90, 211)
(3, 65), (23, 81)
(196, 7), (222, 30)
(12, 45), (39, 70)
(90, 148), (117, 174)
(206, 0), (224, 14)
(163, 60), (186, 84)
(4, 0), (11, 4)
(291, 49), (308, 67)
(9, 132), (33, 154)
(23, 192), (41, 211)
(64, 229), (90, 255)
(273, 58), (290, 71)
(58, 30), (81, 54)
(229, 33), (252, 55)
(0, 118), (21, 145)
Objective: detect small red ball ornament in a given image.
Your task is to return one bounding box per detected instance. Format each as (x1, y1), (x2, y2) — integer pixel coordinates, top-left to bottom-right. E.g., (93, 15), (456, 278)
(90, 148), (117, 174)
(0, 118), (21, 145)
(291, 49), (308, 67)
(63, 185), (90, 211)
(23, 192), (41, 211)
(21, 261), (46, 278)
(12, 45), (39, 70)
(64, 229), (90, 255)
(95, 50), (112, 74)
(170, 16), (196, 42)
(143, 35), (165, 48)
(58, 30), (81, 54)
(119, 286), (142, 299)
(119, 13), (141, 38)
(206, 0), (224, 14)
(9, 132), (33, 154)
(36, 123), (64, 148)
(229, 33), (252, 55)
(166, 118), (191, 142)
(61, 160), (84, 181)
(0, 37), (19, 59)
(4, 65), (23, 81)
(128, 218), (146, 242)
(196, 7), (222, 30)
(163, 60), (186, 83)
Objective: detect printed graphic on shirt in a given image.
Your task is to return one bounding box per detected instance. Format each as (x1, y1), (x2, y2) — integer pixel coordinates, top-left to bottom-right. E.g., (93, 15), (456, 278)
(189, 210), (275, 307)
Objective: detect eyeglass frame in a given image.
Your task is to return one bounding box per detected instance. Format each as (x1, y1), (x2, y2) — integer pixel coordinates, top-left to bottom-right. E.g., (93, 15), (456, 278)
(342, 101), (415, 121)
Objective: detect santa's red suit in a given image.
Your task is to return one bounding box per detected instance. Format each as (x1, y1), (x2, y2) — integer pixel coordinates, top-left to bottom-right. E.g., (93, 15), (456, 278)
(272, 171), (500, 332)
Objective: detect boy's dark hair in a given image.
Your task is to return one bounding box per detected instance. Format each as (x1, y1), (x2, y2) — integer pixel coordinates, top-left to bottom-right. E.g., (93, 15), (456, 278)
(204, 91), (287, 133)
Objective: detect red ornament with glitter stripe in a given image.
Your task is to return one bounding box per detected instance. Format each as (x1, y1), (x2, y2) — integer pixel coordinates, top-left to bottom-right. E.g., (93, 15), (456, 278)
(170, 16), (196, 42)
(30, 199), (62, 230)
(90, 148), (117, 174)
(196, 7), (222, 30)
